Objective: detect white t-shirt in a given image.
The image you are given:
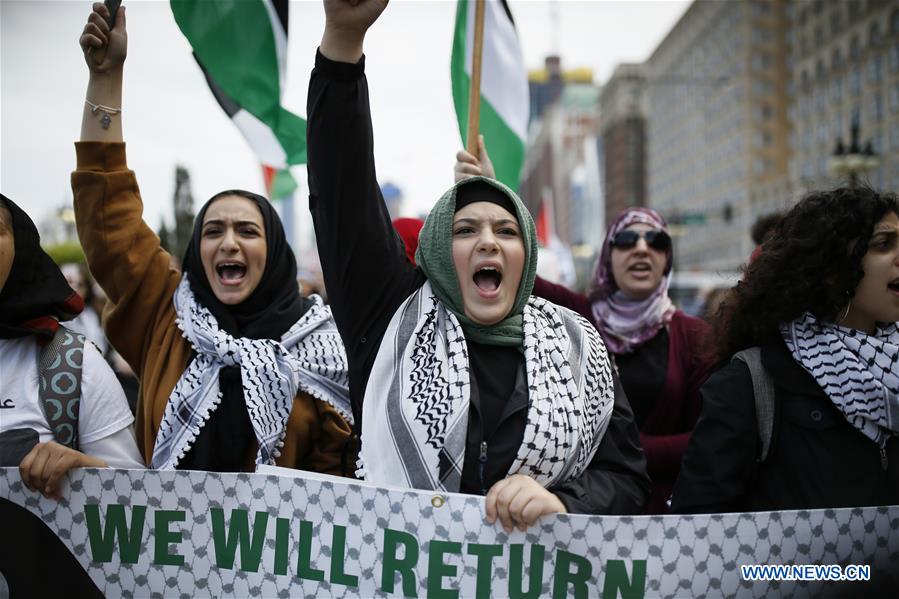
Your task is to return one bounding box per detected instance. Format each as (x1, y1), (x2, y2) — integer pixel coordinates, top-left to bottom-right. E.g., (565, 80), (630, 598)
(0, 335), (143, 468)
(65, 306), (109, 356)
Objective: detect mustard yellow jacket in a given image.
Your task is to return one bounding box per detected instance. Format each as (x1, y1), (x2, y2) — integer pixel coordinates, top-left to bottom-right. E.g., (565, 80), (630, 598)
(72, 142), (354, 474)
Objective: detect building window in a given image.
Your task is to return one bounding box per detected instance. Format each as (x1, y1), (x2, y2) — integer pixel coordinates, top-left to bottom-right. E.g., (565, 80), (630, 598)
(832, 48), (844, 71)
(891, 83), (899, 112)
(847, 0), (861, 21)
(753, 52), (773, 70)
(849, 69), (862, 95)
(831, 10), (843, 35)
(870, 132), (883, 154)
(751, 0), (772, 18)
(869, 23), (883, 48)
(831, 76), (843, 103)
(871, 94), (884, 121)
(850, 36), (861, 60)
(892, 9), (899, 35)
(868, 56), (883, 84)
(833, 113), (844, 139)
(891, 45), (899, 72)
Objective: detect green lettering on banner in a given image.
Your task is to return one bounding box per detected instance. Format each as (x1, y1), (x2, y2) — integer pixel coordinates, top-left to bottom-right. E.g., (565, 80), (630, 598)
(553, 550), (592, 599)
(427, 540), (462, 599)
(380, 528), (420, 597)
(84, 504), (147, 564)
(602, 560), (646, 599)
(296, 520), (325, 581)
(330, 524), (359, 587)
(210, 508), (269, 572)
(274, 517), (290, 576)
(467, 543), (503, 599)
(508, 543), (545, 599)
(153, 510), (185, 566)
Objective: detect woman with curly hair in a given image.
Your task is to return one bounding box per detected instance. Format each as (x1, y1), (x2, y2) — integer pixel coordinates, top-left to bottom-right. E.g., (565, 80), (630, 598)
(671, 186), (899, 513)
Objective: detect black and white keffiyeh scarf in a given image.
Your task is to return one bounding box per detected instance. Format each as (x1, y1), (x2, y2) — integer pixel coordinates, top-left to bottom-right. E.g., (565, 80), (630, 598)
(782, 312), (899, 447)
(358, 281), (615, 491)
(151, 276), (353, 469)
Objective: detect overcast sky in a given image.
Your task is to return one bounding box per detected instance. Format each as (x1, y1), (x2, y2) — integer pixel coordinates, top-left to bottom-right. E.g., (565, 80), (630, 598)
(1, 0), (689, 257)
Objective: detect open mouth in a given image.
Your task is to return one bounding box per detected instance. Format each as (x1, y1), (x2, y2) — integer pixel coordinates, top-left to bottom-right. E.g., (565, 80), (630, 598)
(473, 266), (502, 293)
(216, 262), (247, 284)
(628, 262), (652, 274)
(888, 277), (899, 293)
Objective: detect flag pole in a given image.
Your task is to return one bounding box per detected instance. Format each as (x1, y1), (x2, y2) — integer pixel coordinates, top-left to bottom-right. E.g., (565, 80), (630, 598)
(466, 0), (486, 156)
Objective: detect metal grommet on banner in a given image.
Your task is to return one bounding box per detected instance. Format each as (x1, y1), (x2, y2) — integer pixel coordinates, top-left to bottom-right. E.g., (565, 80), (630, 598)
(431, 495), (446, 508)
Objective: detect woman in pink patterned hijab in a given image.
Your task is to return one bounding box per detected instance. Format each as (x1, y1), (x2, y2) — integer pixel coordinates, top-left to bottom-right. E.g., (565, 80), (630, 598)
(589, 207), (675, 354)
(530, 205), (713, 514)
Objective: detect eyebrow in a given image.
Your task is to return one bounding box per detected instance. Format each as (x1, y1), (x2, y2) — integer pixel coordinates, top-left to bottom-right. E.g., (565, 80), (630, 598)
(453, 217), (519, 227)
(202, 219), (262, 229)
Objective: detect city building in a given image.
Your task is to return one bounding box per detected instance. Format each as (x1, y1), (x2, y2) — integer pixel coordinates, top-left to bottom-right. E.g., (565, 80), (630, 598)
(790, 0), (899, 192)
(645, 0), (792, 272)
(599, 63), (648, 226)
(519, 70), (602, 249)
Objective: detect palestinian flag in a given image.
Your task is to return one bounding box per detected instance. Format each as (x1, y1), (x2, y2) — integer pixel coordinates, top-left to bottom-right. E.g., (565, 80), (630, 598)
(451, 0), (529, 191)
(171, 0), (304, 199)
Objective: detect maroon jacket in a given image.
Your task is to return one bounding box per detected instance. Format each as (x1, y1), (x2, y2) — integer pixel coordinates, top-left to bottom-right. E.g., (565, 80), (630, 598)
(533, 276), (713, 514)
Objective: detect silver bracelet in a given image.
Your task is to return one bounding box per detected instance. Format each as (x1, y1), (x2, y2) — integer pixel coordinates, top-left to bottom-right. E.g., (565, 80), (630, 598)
(85, 99), (121, 130)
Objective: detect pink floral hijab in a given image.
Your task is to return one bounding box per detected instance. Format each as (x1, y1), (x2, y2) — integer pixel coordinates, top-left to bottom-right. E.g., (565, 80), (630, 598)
(588, 207), (675, 354)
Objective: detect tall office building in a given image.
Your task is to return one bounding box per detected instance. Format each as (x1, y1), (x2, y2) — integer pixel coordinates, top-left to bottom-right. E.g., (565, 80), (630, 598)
(790, 0), (899, 192)
(646, 0), (792, 271)
(600, 64), (648, 226)
(520, 60), (601, 248)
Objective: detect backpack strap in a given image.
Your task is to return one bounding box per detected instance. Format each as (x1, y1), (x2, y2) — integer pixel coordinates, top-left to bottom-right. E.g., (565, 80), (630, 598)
(732, 347), (776, 463)
(38, 325), (86, 450)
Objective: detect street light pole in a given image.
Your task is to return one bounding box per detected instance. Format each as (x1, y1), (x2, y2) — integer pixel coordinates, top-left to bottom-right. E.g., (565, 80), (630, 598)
(830, 110), (880, 187)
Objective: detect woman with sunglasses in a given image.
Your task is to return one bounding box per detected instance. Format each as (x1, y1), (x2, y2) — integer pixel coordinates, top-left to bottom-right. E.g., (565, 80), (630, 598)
(672, 186), (899, 513)
(457, 147), (713, 514)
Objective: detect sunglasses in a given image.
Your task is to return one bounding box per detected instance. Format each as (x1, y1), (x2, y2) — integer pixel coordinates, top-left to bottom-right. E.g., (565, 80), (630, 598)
(610, 229), (672, 252)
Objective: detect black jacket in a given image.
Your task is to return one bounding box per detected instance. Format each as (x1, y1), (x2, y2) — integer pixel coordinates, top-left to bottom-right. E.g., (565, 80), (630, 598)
(307, 51), (650, 514)
(671, 337), (899, 513)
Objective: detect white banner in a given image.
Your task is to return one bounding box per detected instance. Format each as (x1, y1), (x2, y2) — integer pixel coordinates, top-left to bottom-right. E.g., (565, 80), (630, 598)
(0, 467), (897, 597)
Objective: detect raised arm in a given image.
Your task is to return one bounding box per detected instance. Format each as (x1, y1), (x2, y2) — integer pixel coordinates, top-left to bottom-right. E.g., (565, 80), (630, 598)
(79, 1), (126, 143)
(308, 0), (423, 417)
(73, 3), (180, 376)
(319, 0), (388, 63)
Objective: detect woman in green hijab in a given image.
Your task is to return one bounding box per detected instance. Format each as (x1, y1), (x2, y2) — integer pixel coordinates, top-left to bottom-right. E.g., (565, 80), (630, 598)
(307, 0), (650, 531)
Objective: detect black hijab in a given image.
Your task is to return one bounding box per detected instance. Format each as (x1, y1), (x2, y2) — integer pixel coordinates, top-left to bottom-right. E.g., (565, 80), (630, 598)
(182, 189), (307, 339)
(0, 194), (83, 339)
(177, 190), (310, 471)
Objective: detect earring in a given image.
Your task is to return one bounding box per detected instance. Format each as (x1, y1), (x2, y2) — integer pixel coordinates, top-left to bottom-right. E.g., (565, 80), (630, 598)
(837, 300), (851, 324)
(837, 291), (852, 324)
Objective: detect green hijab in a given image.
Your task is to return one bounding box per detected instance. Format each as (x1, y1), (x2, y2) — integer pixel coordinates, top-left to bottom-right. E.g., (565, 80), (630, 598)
(414, 176), (538, 348)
